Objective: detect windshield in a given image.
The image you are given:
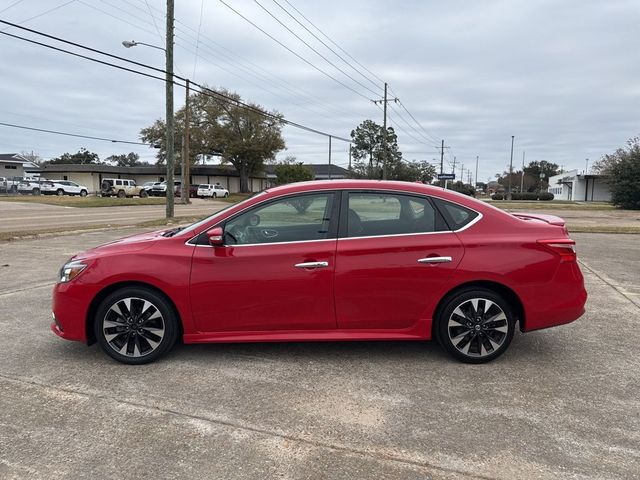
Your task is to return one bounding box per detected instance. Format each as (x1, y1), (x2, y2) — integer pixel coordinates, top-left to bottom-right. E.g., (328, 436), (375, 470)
(177, 191), (267, 237)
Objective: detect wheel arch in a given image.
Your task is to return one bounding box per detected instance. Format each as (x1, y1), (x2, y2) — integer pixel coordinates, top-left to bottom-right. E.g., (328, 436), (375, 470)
(85, 281), (183, 345)
(432, 280), (526, 339)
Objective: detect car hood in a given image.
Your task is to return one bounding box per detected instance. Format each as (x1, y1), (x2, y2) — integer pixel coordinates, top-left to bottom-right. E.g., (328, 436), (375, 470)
(73, 229), (166, 259)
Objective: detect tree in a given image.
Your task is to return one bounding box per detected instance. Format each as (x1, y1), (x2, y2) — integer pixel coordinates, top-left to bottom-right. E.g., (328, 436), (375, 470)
(350, 119), (402, 179)
(393, 160), (437, 183)
(447, 181), (476, 197)
(105, 152), (141, 167)
(49, 148), (100, 164)
(593, 136), (640, 209)
(523, 160), (561, 191)
(273, 157), (314, 185)
(497, 170), (538, 192)
(20, 150), (42, 164)
(141, 86), (285, 192)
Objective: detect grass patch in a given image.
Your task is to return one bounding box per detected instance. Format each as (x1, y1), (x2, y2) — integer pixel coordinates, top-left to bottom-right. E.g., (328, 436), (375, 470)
(0, 195), (166, 208)
(567, 225), (640, 234)
(217, 193), (253, 204)
(487, 201), (616, 211)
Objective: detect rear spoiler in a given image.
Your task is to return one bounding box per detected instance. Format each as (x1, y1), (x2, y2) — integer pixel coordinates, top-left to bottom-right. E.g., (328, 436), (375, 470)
(511, 212), (565, 226)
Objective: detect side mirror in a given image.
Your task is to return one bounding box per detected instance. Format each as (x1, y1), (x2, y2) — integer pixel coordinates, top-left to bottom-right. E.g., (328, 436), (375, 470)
(206, 227), (224, 247)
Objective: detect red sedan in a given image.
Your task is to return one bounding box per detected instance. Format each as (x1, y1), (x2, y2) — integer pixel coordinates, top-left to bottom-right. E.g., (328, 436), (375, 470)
(52, 180), (586, 364)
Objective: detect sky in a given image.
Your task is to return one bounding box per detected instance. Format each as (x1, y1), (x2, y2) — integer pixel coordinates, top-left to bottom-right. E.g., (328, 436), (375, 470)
(0, 0), (638, 183)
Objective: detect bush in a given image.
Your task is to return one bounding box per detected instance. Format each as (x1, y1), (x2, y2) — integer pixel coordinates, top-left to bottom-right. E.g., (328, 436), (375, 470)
(511, 192), (538, 200)
(491, 193), (504, 200)
(492, 192), (553, 201)
(538, 192), (554, 201)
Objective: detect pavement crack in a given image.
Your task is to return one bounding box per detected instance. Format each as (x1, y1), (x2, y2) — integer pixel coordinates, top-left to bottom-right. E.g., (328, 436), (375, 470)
(0, 372), (490, 480)
(579, 259), (640, 309)
(0, 281), (55, 297)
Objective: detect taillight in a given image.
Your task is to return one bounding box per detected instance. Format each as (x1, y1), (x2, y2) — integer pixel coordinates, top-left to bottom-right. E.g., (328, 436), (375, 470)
(537, 239), (577, 262)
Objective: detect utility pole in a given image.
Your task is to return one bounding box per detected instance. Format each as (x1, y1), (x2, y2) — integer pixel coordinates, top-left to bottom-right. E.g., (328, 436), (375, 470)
(328, 135), (332, 180)
(585, 158), (589, 174)
(520, 150), (525, 193)
(440, 139), (445, 186)
(181, 79), (191, 204)
(475, 155), (479, 190)
(371, 83), (398, 180)
(348, 143), (352, 170)
(460, 163), (464, 184)
(452, 156), (456, 175)
(507, 135), (514, 200)
(165, 0), (175, 218)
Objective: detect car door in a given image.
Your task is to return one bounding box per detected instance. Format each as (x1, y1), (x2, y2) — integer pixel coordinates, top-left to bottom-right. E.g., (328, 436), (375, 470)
(190, 191), (339, 332)
(66, 181), (80, 194)
(334, 191), (465, 331)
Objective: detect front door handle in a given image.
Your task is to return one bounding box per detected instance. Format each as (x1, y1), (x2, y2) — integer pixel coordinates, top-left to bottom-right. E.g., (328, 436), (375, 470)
(294, 261), (329, 269)
(417, 256), (452, 264)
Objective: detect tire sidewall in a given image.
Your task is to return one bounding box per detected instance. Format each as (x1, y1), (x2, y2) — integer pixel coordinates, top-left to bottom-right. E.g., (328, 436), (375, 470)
(436, 288), (515, 364)
(94, 287), (179, 365)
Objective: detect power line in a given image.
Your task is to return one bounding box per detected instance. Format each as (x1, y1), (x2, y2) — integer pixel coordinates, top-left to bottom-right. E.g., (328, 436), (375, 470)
(0, 121), (153, 145)
(0, 0), (27, 15)
(0, 0), (76, 32)
(252, 0), (381, 97)
(192, 0), (205, 80)
(270, 0), (381, 92)
(217, 0), (372, 101)
(143, 0), (165, 45)
(0, 20), (351, 142)
(280, 0), (385, 85)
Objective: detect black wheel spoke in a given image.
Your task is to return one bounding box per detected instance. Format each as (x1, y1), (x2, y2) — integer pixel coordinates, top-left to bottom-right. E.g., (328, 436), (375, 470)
(104, 297), (165, 358)
(448, 297), (509, 358)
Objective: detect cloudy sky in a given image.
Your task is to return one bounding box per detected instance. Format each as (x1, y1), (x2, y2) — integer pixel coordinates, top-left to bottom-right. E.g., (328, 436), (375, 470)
(0, 0), (638, 182)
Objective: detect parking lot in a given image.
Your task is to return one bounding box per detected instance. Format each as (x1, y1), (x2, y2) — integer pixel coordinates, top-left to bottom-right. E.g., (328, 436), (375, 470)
(0, 229), (638, 479)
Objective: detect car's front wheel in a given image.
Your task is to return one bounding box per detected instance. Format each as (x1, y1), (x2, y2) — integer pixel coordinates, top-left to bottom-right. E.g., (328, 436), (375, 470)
(436, 288), (515, 364)
(56, 189), (64, 196)
(80, 189), (88, 197)
(94, 287), (179, 365)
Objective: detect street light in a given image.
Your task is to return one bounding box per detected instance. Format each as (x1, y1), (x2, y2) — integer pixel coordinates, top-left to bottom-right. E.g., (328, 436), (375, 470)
(122, 40), (166, 52)
(121, 36), (175, 219)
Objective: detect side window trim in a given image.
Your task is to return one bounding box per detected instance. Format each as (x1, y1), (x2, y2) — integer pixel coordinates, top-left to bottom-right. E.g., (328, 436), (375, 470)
(338, 190), (450, 239)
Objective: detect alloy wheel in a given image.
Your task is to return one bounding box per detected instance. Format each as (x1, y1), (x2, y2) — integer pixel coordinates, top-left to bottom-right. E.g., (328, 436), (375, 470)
(103, 297), (165, 358)
(447, 298), (509, 358)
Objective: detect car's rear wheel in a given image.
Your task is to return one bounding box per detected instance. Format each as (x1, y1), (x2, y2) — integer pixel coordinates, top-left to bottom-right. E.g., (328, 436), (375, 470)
(117, 190), (125, 198)
(436, 288), (515, 364)
(140, 189), (148, 198)
(94, 287), (179, 365)
(32, 188), (40, 195)
(213, 192), (217, 198)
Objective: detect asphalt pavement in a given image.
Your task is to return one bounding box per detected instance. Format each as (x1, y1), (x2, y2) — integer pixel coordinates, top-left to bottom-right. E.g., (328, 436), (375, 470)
(0, 199), (225, 233)
(0, 230), (638, 479)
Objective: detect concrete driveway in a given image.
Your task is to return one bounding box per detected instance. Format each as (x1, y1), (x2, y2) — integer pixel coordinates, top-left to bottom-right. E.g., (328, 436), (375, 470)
(0, 230), (638, 479)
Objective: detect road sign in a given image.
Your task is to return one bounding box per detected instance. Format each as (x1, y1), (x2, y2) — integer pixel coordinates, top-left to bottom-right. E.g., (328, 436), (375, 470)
(437, 173), (456, 180)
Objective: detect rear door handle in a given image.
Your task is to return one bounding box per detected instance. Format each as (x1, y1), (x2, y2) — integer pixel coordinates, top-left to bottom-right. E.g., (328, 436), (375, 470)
(417, 256), (452, 264)
(294, 261), (329, 269)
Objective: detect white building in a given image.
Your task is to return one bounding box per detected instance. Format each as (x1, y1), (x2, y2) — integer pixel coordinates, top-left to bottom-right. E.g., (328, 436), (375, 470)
(547, 169), (611, 202)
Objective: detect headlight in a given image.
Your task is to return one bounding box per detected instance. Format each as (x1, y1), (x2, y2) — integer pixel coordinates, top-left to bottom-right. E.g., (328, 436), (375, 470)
(59, 260), (87, 283)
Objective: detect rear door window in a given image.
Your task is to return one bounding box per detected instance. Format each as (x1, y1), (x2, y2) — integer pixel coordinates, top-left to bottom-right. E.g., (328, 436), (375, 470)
(345, 192), (448, 238)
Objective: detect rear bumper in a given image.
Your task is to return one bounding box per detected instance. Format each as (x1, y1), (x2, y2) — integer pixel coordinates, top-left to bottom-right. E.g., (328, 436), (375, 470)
(521, 261), (587, 332)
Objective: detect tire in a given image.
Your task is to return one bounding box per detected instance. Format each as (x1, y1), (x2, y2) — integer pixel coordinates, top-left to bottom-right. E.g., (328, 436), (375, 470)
(80, 190), (87, 197)
(32, 188), (40, 196)
(224, 192), (229, 198)
(140, 189), (148, 198)
(56, 189), (64, 196)
(94, 287), (179, 365)
(436, 288), (515, 364)
(117, 190), (125, 198)
(213, 192), (217, 198)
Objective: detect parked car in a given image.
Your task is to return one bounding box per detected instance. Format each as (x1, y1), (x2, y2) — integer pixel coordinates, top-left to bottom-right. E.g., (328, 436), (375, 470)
(3, 176), (27, 193)
(51, 180), (587, 365)
(41, 180), (89, 196)
(17, 178), (45, 195)
(175, 184), (199, 198)
(101, 178), (148, 198)
(197, 184), (230, 198)
(151, 181), (180, 197)
(142, 182), (160, 194)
